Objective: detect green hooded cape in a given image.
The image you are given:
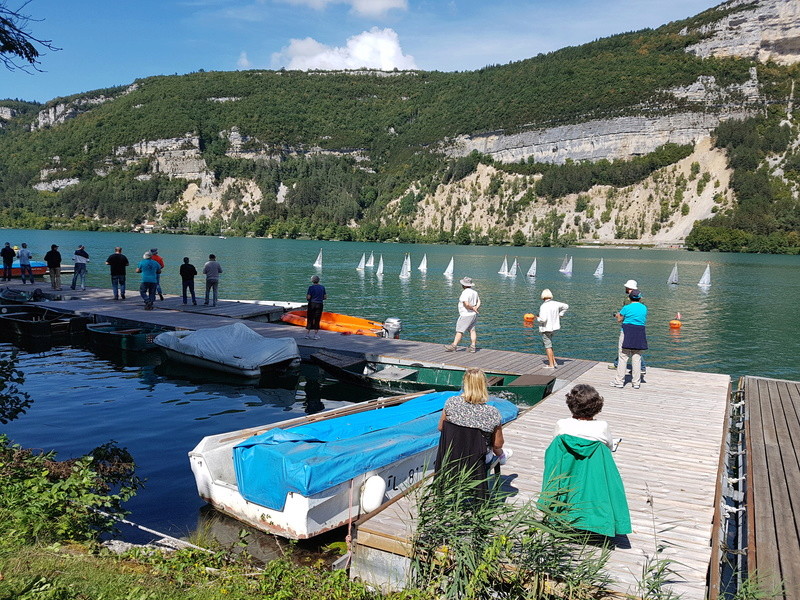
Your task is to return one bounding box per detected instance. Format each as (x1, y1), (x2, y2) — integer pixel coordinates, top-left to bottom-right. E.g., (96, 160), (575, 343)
(540, 434), (631, 537)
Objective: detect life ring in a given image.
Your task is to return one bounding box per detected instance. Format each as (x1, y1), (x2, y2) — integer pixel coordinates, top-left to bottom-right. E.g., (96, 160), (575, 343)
(669, 320), (682, 329)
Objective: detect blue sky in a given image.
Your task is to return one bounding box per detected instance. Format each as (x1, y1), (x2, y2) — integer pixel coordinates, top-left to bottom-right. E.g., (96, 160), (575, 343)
(3, 0), (722, 103)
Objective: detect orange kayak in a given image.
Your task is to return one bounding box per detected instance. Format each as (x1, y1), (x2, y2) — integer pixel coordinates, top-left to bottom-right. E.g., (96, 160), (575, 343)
(280, 310), (385, 337)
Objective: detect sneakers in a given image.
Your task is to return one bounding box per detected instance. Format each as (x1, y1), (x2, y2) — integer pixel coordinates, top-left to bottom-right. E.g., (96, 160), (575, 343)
(159, 293), (165, 301)
(610, 381), (624, 388)
(632, 383), (641, 389)
(444, 344), (456, 352)
(313, 334), (320, 340)
(121, 294), (125, 300)
(468, 345), (477, 353)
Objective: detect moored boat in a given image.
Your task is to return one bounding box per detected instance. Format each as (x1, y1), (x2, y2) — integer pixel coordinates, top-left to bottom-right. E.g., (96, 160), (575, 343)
(0, 307), (90, 338)
(310, 349), (556, 405)
(189, 390), (518, 539)
(10, 261), (48, 277)
(154, 322), (300, 378)
(280, 310), (401, 338)
(86, 322), (170, 352)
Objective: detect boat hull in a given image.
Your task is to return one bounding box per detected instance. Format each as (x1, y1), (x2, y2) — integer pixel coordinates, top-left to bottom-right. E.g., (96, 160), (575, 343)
(159, 346), (297, 378)
(9, 261), (48, 277)
(0, 309), (90, 338)
(86, 323), (166, 352)
(281, 310), (386, 337)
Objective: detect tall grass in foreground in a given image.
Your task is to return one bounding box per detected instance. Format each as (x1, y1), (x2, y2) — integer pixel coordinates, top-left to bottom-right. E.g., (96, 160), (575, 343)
(409, 466), (612, 600)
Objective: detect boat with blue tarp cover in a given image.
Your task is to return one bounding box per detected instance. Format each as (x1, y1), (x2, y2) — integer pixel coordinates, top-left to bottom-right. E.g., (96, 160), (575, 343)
(189, 390), (518, 539)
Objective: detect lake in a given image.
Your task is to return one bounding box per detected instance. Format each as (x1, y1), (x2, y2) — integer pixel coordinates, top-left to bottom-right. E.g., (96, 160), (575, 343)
(1, 229), (799, 539)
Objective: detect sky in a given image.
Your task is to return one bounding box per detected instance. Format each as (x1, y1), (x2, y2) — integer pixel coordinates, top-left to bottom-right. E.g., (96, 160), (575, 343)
(2, 0), (723, 103)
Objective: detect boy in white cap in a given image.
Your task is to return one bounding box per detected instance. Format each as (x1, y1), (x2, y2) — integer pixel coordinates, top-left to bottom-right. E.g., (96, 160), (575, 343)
(444, 277), (481, 352)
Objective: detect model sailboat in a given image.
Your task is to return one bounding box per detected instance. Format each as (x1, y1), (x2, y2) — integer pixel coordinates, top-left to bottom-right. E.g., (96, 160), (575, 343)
(376, 255), (384, 277)
(356, 253), (365, 270)
(667, 263), (679, 285)
(698, 264), (711, 288)
(443, 257), (454, 278)
(527, 258), (537, 278)
(313, 249), (322, 269)
(508, 258), (519, 278)
(498, 255), (509, 276)
(559, 256), (573, 276)
(365, 252), (375, 267)
(418, 254), (427, 272)
(399, 254), (411, 279)
(593, 258), (604, 278)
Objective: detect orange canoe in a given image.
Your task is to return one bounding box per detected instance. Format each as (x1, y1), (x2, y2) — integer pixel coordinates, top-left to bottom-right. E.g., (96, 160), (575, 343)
(280, 310), (386, 337)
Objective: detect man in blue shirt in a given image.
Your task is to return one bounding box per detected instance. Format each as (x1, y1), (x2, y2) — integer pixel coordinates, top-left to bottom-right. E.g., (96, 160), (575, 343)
(136, 251), (161, 310)
(611, 290), (648, 389)
(305, 275), (327, 340)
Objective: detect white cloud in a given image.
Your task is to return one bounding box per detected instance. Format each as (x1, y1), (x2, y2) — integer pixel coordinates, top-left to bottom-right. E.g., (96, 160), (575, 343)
(237, 51), (252, 68)
(277, 0), (407, 19)
(272, 28), (417, 71)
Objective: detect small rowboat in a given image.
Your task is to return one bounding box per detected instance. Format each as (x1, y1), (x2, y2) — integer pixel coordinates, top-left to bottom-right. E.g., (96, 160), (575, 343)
(280, 310), (389, 337)
(311, 349), (556, 406)
(86, 322), (168, 352)
(189, 390), (518, 539)
(0, 307), (90, 338)
(10, 261), (48, 277)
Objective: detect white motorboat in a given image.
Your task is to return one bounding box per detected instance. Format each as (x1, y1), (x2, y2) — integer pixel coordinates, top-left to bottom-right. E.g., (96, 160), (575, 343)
(189, 391), (518, 539)
(154, 322), (299, 378)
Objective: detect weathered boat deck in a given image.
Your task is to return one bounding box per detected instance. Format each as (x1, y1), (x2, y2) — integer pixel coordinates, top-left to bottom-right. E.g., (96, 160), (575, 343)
(5, 281), (736, 596)
(744, 376), (800, 600)
(352, 362), (732, 599)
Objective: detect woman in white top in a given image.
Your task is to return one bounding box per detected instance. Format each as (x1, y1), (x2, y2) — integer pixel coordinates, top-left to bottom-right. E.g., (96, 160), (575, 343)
(532, 289), (568, 369)
(554, 383), (613, 449)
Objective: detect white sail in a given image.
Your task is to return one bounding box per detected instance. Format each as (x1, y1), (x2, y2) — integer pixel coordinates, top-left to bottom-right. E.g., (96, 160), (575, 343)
(365, 252), (375, 267)
(593, 258), (604, 278)
(668, 262), (679, 285)
(508, 258), (519, 277)
(313, 249), (322, 269)
(527, 258), (537, 278)
(376, 255), (384, 277)
(418, 254), (427, 272)
(498, 255), (509, 276)
(698, 264), (711, 287)
(558, 255), (569, 272)
(444, 257), (454, 277)
(356, 253), (365, 270)
(560, 256), (573, 276)
(399, 254), (411, 279)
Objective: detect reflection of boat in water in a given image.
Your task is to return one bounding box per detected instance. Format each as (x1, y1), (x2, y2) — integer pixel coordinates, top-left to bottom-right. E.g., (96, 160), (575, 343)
(189, 390), (518, 539)
(280, 310), (402, 339)
(154, 323), (300, 379)
(91, 344), (164, 369)
(86, 322), (169, 351)
(311, 349), (555, 405)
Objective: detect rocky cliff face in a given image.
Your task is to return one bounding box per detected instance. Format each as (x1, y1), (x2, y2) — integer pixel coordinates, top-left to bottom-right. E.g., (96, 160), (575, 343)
(684, 0), (800, 65)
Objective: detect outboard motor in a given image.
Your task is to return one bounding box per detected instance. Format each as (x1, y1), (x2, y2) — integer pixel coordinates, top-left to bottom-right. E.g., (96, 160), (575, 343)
(382, 317), (403, 339)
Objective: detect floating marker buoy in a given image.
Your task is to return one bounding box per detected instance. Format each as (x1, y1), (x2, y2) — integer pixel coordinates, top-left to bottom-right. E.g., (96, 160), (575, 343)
(360, 475), (387, 513)
(669, 319), (682, 329)
(524, 313), (535, 321)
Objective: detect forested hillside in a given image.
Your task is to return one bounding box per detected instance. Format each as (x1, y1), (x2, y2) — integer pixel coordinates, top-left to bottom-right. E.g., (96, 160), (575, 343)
(1, 0), (798, 252)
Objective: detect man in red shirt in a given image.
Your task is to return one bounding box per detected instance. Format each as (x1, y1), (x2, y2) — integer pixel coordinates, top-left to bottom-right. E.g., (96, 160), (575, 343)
(150, 248), (165, 300)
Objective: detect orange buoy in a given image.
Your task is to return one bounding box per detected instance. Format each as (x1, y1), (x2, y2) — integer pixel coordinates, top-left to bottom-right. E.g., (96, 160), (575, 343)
(524, 313), (535, 321)
(669, 319), (682, 329)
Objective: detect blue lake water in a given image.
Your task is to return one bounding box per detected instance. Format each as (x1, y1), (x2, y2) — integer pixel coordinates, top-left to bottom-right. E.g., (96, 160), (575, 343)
(1, 229), (799, 538)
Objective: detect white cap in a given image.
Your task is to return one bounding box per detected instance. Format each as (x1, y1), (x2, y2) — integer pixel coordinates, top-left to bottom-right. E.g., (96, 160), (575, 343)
(624, 279), (638, 289)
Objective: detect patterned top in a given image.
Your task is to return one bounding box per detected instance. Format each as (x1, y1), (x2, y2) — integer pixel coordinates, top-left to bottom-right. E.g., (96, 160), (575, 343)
(444, 395), (501, 433)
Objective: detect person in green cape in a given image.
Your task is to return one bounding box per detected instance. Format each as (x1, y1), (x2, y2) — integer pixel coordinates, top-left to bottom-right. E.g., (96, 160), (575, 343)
(540, 384), (631, 538)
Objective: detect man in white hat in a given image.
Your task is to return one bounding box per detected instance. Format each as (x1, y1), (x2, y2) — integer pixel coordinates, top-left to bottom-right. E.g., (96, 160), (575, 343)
(444, 276), (481, 353)
(531, 289), (569, 368)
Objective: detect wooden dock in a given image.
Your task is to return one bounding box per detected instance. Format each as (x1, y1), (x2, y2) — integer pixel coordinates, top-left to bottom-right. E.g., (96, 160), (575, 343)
(744, 376), (800, 600)
(7, 281), (740, 596)
(351, 362), (732, 599)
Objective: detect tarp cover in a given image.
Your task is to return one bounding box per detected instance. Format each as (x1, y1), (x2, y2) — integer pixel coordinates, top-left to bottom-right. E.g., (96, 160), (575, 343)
(233, 391), (518, 511)
(154, 322), (299, 371)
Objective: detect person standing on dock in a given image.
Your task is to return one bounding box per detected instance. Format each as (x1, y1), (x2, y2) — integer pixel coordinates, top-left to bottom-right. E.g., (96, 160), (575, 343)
(180, 257), (198, 305)
(16, 243), (34, 284)
(150, 248), (165, 301)
(106, 247), (129, 300)
(531, 289), (569, 369)
(611, 289), (648, 389)
(44, 244), (62, 290)
(136, 251), (161, 310)
(305, 275), (326, 340)
(1, 242), (15, 281)
(71, 245), (90, 291)
(444, 277), (481, 352)
(203, 254), (222, 307)
(610, 279), (647, 374)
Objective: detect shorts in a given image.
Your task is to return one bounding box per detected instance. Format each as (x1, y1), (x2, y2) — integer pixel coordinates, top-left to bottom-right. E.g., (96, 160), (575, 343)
(541, 331), (554, 349)
(456, 314), (478, 334)
(307, 302), (324, 330)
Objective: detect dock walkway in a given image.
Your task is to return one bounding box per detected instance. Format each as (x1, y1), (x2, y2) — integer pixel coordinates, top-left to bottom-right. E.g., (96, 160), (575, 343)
(744, 376), (800, 600)
(352, 362), (732, 599)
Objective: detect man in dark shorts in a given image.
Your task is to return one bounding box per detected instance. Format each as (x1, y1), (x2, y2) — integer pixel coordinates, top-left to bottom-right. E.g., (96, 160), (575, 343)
(305, 275), (327, 340)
